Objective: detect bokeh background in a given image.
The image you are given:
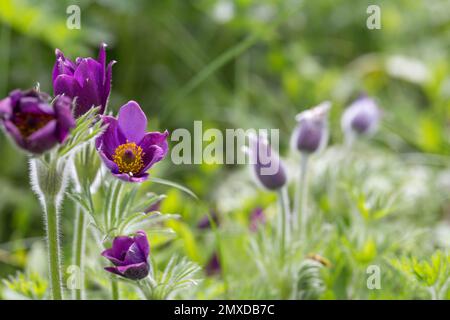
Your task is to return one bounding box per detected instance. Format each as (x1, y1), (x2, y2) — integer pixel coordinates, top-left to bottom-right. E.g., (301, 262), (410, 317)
(0, 0), (449, 299)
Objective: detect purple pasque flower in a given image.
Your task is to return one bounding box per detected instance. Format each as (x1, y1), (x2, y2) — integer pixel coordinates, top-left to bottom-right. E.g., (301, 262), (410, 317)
(291, 101), (331, 154)
(96, 101), (169, 183)
(246, 133), (287, 191)
(53, 43), (115, 117)
(249, 207), (266, 232)
(102, 230), (150, 280)
(341, 95), (381, 137)
(0, 89), (75, 154)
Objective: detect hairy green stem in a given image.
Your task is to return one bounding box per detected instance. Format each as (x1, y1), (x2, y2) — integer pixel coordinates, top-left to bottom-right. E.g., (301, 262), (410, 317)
(278, 187), (290, 264)
(44, 196), (64, 300)
(294, 155), (309, 238)
(72, 205), (86, 300)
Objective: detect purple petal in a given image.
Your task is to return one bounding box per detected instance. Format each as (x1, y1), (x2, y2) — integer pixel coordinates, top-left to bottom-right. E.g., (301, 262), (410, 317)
(54, 96), (75, 143)
(123, 243), (146, 265)
(3, 121), (26, 149)
(117, 101), (147, 143)
(101, 248), (128, 266)
(54, 74), (82, 101)
(97, 43), (107, 70)
(52, 49), (76, 82)
(134, 231), (150, 259)
(112, 172), (149, 183)
(26, 120), (58, 154)
(98, 150), (120, 173)
(109, 236), (134, 259)
(104, 266), (123, 277)
(115, 262), (149, 280)
(0, 97), (12, 118)
(97, 116), (124, 156)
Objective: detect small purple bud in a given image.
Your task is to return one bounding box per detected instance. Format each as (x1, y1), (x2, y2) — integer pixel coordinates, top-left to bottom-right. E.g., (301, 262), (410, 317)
(101, 230), (150, 280)
(0, 89), (75, 154)
(205, 252), (221, 276)
(197, 210), (220, 229)
(291, 101), (331, 154)
(341, 96), (381, 137)
(246, 134), (287, 190)
(249, 207), (266, 232)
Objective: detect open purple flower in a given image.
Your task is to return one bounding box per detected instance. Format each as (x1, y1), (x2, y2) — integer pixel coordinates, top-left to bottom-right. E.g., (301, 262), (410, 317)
(101, 231), (150, 280)
(53, 43), (115, 117)
(291, 101), (331, 154)
(0, 89), (75, 154)
(96, 101), (169, 182)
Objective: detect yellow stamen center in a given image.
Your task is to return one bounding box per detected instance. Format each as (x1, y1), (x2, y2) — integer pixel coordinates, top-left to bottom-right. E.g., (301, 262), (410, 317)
(112, 142), (145, 175)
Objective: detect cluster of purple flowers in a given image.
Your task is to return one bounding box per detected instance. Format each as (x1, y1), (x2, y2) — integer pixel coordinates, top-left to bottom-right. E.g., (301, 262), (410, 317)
(0, 44), (169, 281)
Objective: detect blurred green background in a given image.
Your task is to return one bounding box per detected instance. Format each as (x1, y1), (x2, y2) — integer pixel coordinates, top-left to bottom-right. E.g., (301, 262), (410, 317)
(0, 0), (449, 299)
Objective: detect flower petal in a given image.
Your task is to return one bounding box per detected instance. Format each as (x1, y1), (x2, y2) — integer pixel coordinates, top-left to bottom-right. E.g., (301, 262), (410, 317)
(115, 262), (149, 280)
(53, 74), (82, 101)
(54, 96), (75, 143)
(112, 172), (149, 183)
(117, 101), (147, 143)
(26, 120), (58, 154)
(134, 231), (150, 259)
(97, 116), (125, 157)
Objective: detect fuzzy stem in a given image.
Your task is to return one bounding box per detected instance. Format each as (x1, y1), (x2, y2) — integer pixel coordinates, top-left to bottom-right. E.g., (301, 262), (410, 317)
(44, 196), (64, 300)
(294, 154), (309, 238)
(278, 187), (289, 264)
(72, 205), (86, 300)
(111, 279), (119, 300)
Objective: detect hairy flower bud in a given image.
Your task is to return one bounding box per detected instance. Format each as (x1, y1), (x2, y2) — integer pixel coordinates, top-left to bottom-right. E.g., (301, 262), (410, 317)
(291, 101), (331, 154)
(341, 95), (381, 138)
(246, 133), (287, 190)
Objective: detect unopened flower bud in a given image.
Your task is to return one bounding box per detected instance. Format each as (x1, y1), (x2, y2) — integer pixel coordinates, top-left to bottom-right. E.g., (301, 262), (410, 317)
(246, 133), (287, 190)
(291, 101), (331, 154)
(341, 95), (381, 138)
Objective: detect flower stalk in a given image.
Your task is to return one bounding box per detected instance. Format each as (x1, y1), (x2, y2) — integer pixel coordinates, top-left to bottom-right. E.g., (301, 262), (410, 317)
(72, 204), (86, 300)
(294, 154), (309, 237)
(30, 156), (68, 300)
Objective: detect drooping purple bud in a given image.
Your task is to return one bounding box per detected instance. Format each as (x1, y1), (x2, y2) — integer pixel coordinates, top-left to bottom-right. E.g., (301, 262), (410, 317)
(341, 95), (381, 138)
(101, 230), (150, 280)
(249, 207), (266, 232)
(291, 101), (331, 154)
(0, 89), (75, 154)
(246, 133), (287, 191)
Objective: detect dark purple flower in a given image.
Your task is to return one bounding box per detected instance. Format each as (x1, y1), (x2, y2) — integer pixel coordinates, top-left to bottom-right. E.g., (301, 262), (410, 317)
(96, 101), (169, 182)
(341, 95), (381, 137)
(291, 101), (331, 154)
(53, 43), (115, 117)
(249, 207), (266, 232)
(101, 231), (150, 280)
(246, 133), (287, 190)
(205, 252), (221, 276)
(0, 89), (75, 154)
(197, 211), (220, 229)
